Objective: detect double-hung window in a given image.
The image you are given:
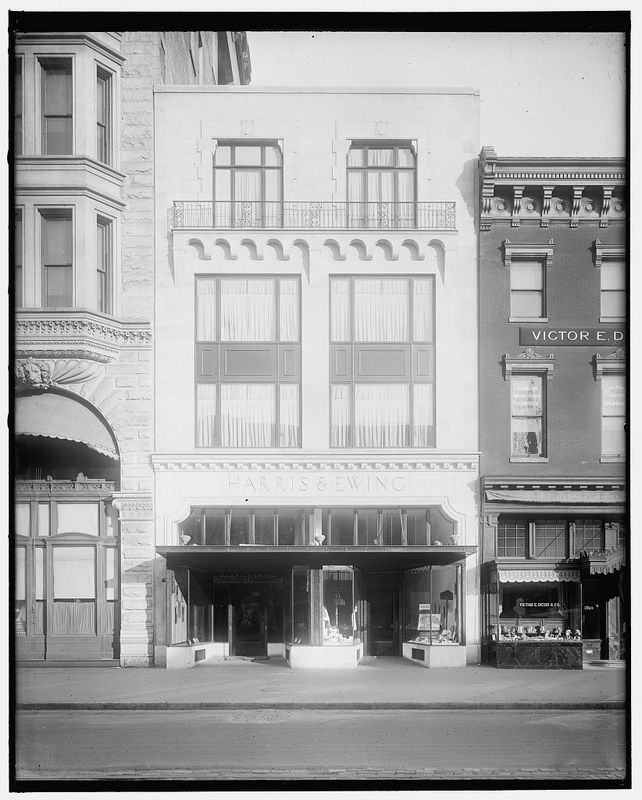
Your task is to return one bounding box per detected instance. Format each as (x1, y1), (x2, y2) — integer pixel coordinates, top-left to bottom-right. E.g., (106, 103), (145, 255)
(330, 276), (435, 448)
(195, 276), (301, 447)
(600, 260), (626, 321)
(15, 209), (23, 308)
(510, 374), (545, 458)
(213, 141), (283, 228)
(601, 374), (625, 459)
(510, 259), (546, 319)
(14, 57), (23, 155)
(347, 142), (416, 228)
(41, 209), (73, 307)
(96, 217), (112, 314)
(40, 58), (73, 155)
(96, 68), (112, 165)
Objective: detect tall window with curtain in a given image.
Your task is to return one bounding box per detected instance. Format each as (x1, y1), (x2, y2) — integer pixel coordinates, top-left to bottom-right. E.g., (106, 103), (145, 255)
(195, 276), (301, 447)
(347, 142), (416, 228)
(40, 57), (73, 155)
(330, 276), (435, 448)
(213, 141), (283, 227)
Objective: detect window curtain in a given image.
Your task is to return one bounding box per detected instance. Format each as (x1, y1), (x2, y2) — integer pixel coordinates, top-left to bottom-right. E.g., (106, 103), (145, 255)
(413, 279), (434, 342)
(53, 601), (96, 634)
(279, 280), (299, 341)
(279, 384), (300, 447)
(56, 503), (99, 535)
(331, 384), (351, 447)
(354, 279), (408, 341)
(354, 384), (409, 447)
(196, 384), (217, 447)
(220, 384), (275, 447)
(413, 384), (434, 447)
(220, 279), (275, 341)
(234, 170), (262, 226)
(330, 279), (350, 341)
(196, 279), (217, 341)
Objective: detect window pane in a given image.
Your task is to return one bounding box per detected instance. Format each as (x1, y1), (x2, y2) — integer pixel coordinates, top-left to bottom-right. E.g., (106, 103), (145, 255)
(397, 169), (415, 206)
(512, 416), (543, 457)
(279, 384), (300, 447)
(205, 509), (226, 545)
(368, 170), (394, 203)
(602, 416), (626, 456)
(35, 548), (45, 599)
(601, 261), (625, 290)
(196, 278), (217, 341)
(413, 384), (434, 447)
(37, 503), (50, 537)
(44, 117), (73, 155)
(330, 279), (351, 341)
(512, 376), (543, 416)
(396, 147), (414, 167)
(264, 145), (282, 166)
(235, 146), (262, 165)
(196, 383), (217, 447)
(407, 509), (428, 546)
(382, 509), (403, 545)
(322, 568), (355, 643)
(497, 519), (528, 558)
(331, 384), (351, 447)
(220, 384), (275, 447)
(57, 503), (99, 535)
(601, 291), (626, 319)
(602, 376), (625, 416)
(43, 60), (72, 114)
(220, 278), (275, 341)
(354, 278), (408, 341)
(357, 509), (378, 545)
(264, 169), (281, 202)
(45, 265), (73, 307)
(215, 144), (231, 165)
(354, 384), (409, 447)
(330, 509), (354, 545)
(53, 546), (95, 598)
(534, 520), (566, 558)
(229, 509), (250, 545)
(105, 546), (117, 600)
(214, 168), (232, 202)
(510, 262), (543, 290)
(15, 548), (26, 601)
(44, 215), (72, 265)
(574, 520), (604, 553)
(254, 511), (275, 545)
(234, 170), (261, 203)
(347, 147), (364, 167)
(279, 279), (299, 341)
(15, 503), (30, 536)
(511, 290), (543, 318)
(15, 210), (23, 307)
(15, 58), (23, 155)
(432, 565), (459, 643)
(413, 278), (434, 342)
(278, 510), (306, 545)
(368, 148), (394, 167)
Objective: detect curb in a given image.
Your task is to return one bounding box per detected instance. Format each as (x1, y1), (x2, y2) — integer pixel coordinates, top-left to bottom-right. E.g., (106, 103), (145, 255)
(17, 701), (625, 711)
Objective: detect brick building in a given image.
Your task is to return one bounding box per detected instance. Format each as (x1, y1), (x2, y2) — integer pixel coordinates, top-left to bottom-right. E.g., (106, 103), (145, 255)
(13, 29), (250, 665)
(152, 87), (481, 669)
(477, 147), (627, 668)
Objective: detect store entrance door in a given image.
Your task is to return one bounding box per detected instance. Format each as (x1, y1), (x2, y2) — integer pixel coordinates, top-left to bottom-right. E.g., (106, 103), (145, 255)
(232, 588), (268, 658)
(368, 587), (399, 656)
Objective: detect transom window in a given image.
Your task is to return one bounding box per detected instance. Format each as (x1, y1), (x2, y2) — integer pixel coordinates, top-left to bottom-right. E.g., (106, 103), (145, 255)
(347, 142), (416, 227)
(195, 276), (301, 448)
(330, 276), (435, 448)
(213, 141), (283, 227)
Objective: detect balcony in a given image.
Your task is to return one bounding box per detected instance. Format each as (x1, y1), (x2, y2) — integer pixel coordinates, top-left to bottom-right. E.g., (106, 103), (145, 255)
(172, 201), (456, 231)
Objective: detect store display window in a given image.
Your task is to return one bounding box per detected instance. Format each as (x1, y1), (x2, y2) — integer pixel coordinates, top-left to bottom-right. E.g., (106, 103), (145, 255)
(494, 581), (582, 641)
(290, 566), (362, 647)
(403, 564), (463, 645)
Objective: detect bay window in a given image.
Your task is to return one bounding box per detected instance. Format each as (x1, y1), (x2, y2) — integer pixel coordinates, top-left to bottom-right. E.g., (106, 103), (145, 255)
(41, 209), (73, 307)
(330, 276), (435, 448)
(96, 216), (112, 314)
(96, 68), (112, 165)
(195, 276), (301, 447)
(40, 57), (73, 155)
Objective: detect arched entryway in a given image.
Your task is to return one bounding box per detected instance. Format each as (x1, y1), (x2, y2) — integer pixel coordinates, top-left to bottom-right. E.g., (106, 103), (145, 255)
(14, 391), (121, 663)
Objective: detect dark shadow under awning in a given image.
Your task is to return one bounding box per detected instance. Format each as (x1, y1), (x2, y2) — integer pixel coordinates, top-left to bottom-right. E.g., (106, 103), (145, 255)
(15, 393), (119, 460)
(157, 545), (476, 571)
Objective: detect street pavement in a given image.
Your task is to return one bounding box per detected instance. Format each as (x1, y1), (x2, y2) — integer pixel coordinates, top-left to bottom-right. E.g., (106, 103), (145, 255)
(15, 656), (626, 709)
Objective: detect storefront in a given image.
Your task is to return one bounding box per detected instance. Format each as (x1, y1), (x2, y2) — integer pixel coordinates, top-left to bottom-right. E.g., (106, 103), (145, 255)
(480, 479), (626, 669)
(152, 458), (480, 669)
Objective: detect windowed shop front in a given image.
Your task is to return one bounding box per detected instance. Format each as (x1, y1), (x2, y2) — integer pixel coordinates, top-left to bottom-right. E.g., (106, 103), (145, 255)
(157, 503), (473, 669)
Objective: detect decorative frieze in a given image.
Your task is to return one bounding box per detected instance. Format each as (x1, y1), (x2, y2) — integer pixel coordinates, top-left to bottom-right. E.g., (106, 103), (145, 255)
(112, 493), (154, 520)
(15, 357), (104, 389)
(15, 479), (117, 497)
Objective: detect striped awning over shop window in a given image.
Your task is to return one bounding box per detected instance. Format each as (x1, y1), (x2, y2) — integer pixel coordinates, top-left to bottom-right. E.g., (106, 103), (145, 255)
(497, 568), (580, 583)
(15, 393), (119, 460)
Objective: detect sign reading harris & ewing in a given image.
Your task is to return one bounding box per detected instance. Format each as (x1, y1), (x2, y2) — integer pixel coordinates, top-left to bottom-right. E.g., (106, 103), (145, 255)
(519, 328), (625, 346)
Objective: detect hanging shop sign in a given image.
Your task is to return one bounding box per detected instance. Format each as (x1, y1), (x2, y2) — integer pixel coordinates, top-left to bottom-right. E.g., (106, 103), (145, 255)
(519, 328), (625, 346)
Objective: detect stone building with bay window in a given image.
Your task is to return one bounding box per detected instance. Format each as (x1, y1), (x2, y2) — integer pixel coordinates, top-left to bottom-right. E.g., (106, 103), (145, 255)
(13, 27), (250, 665)
(478, 147), (627, 669)
(153, 87), (481, 668)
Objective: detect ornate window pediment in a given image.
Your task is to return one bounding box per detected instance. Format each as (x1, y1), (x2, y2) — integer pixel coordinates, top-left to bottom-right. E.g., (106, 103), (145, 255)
(593, 348), (626, 380)
(502, 239), (555, 269)
(503, 349), (555, 380)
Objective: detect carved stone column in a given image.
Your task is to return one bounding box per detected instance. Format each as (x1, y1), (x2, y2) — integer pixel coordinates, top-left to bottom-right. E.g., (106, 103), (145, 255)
(112, 492), (155, 667)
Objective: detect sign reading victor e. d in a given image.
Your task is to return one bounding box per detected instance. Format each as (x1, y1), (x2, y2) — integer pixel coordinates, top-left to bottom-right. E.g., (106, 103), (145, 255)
(519, 328), (625, 346)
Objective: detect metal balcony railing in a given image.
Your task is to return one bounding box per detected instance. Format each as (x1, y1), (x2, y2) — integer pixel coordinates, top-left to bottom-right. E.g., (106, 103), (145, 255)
(172, 201), (456, 231)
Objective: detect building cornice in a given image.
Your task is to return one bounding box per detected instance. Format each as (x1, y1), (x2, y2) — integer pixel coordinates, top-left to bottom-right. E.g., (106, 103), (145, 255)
(15, 32), (125, 65)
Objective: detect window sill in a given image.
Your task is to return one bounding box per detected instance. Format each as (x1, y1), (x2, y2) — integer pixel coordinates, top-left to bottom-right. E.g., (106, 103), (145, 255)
(508, 317), (548, 324)
(599, 316), (626, 324)
(600, 455), (625, 463)
(509, 457), (549, 463)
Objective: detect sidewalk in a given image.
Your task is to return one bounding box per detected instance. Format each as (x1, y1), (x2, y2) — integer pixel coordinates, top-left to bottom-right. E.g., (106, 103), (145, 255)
(15, 657), (626, 710)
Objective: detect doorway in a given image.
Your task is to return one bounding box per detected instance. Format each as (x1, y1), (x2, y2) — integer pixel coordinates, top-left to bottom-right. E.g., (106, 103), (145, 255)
(368, 587), (399, 656)
(232, 588), (268, 657)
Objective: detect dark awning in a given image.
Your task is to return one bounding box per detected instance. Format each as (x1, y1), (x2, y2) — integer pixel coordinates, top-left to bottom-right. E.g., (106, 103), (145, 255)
(157, 545), (476, 571)
(15, 393), (119, 460)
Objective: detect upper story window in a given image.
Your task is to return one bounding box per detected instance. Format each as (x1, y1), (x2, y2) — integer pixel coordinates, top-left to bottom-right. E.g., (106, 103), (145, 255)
(510, 259), (546, 320)
(601, 374), (625, 460)
(600, 260), (626, 321)
(347, 142), (416, 228)
(213, 141), (283, 227)
(510, 374), (545, 459)
(40, 57), (73, 155)
(96, 216), (112, 314)
(195, 276), (301, 448)
(14, 57), (23, 155)
(96, 68), (112, 165)
(15, 209), (23, 309)
(330, 276), (434, 448)
(496, 517), (624, 560)
(41, 209), (73, 307)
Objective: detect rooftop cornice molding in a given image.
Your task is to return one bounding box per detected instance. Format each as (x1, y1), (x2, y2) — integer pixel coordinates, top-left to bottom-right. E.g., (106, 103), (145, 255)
(151, 453), (480, 473)
(14, 32), (125, 64)
(479, 146), (625, 182)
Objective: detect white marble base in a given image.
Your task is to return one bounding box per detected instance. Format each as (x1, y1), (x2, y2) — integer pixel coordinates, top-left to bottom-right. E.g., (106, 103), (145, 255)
(286, 642), (363, 668)
(402, 641), (467, 668)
